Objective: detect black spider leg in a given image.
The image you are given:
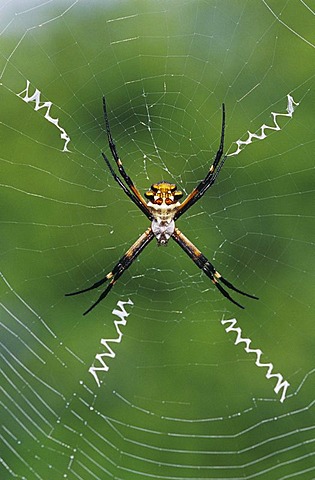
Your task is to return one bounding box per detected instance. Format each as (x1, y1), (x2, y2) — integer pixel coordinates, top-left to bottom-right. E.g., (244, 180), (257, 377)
(102, 152), (152, 220)
(66, 227), (154, 315)
(175, 104), (226, 221)
(102, 96), (150, 214)
(172, 227), (258, 309)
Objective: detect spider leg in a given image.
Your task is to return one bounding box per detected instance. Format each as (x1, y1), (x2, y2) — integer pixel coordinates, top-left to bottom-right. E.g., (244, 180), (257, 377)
(102, 96), (149, 212)
(172, 227), (258, 309)
(102, 152), (152, 220)
(175, 104), (226, 220)
(66, 227), (154, 315)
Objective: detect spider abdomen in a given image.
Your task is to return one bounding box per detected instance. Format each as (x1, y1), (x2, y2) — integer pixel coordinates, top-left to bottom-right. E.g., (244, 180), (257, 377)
(151, 218), (175, 245)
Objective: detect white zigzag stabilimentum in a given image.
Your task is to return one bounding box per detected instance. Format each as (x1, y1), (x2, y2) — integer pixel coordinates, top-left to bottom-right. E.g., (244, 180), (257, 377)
(17, 80), (71, 152)
(89, 299), (133, 387)
(228, 94), (299, 157)
(222, 318), (290, 402)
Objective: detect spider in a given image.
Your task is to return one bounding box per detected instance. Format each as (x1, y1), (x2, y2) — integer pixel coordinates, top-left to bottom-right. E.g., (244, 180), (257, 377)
(66, 97), (258, 315)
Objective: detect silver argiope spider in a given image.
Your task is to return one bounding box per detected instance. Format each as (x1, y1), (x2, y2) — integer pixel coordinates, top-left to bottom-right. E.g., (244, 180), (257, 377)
(66, 97), (258, 315)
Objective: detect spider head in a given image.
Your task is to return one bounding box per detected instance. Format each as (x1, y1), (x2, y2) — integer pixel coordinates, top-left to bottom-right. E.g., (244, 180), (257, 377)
(145, 181), (183, 205)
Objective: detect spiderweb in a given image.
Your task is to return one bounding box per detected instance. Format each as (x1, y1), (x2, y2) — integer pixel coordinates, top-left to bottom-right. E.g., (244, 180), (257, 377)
(1, 1), (315, 479)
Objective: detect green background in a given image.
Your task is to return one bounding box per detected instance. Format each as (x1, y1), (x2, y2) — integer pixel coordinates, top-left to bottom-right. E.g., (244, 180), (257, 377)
(1, 1), (314, 479)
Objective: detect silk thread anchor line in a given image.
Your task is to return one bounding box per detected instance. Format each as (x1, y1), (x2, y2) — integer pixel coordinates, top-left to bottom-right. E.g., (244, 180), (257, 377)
(221, 317), (290, 403)
(89, 299), (133, 387)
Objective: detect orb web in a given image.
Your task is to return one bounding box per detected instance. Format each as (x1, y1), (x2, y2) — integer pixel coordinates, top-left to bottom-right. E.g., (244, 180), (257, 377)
(1, 1), (314, 479)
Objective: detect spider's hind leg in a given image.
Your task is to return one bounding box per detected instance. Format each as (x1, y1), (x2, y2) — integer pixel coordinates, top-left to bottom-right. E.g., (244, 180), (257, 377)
(66, 227), (154, 315)
(172, 227), (258, 309)
(65, 271), (115, 314)
(214, 271), (258, 300)
(205, 266), (258, 309)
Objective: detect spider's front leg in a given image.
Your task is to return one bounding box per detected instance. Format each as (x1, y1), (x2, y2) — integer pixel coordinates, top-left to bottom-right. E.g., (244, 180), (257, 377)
(102, 96), (150, 212)
(66, 227), (154, 315)
(174, 103), (226, 221)
(172, 227), (258, 308)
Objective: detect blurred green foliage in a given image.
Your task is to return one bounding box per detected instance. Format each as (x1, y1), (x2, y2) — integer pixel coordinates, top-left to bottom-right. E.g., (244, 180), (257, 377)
(1, 1), (314, 479)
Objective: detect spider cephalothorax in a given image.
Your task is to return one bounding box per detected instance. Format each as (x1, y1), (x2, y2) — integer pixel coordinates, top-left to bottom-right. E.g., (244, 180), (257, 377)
(66, 97), (258, 315)
(145, 182), (183, 206)
(145, 182), (183, 245)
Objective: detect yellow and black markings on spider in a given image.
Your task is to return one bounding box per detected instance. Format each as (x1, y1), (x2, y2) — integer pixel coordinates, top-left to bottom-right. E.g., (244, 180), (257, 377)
(66, 97), (258, 315)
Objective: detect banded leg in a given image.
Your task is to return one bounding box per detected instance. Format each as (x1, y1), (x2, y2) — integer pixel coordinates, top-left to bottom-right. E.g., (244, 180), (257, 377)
(102, 152), (152, 220)
(66, 227), (154, 315)
(102, 97), (149, 210)
(175, 104), (226, 220)
(172, 227), (258, 309)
